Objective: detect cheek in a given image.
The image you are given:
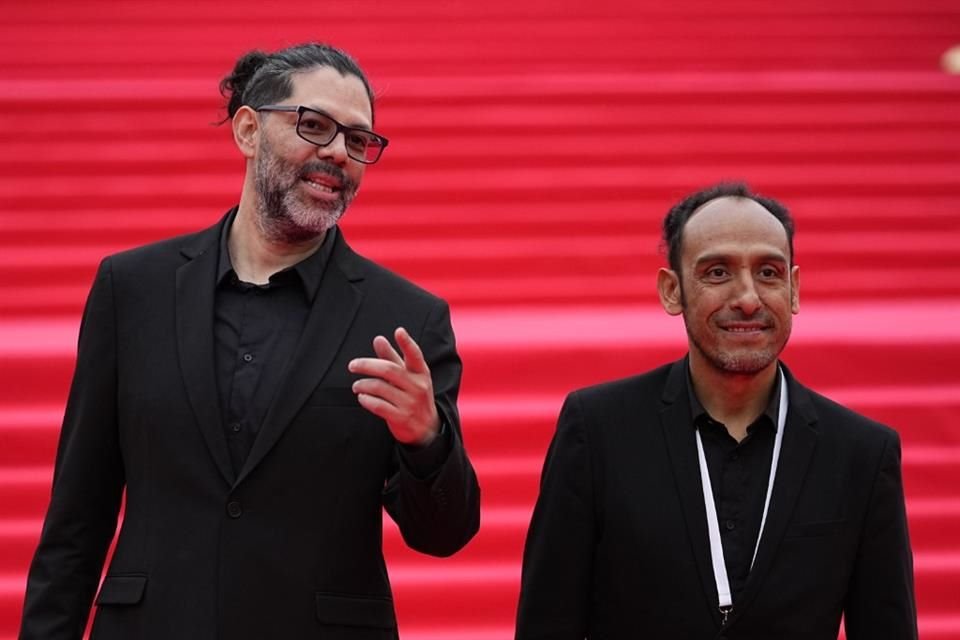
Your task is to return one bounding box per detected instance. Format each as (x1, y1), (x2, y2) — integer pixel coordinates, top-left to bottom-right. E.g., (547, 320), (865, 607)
(347, 165), (366, 187)
(686, 302), (719, 331)
(685, 288), (725, 317)
(763, 289), (795, 312)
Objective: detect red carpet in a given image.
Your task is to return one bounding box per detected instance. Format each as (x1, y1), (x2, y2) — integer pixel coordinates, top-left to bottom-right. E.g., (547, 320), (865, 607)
(1, 1), (959, 638)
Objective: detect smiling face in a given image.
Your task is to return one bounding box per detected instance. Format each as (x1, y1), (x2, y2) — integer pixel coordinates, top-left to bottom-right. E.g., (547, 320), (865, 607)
(658, 196), (800, 377)
(251, 66), (372, 243)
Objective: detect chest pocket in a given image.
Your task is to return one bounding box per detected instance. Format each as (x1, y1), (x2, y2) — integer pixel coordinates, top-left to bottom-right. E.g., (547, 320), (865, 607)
(316, 592), (397, 639)
(305, 387), (361, 408)
(95, 575), (148, 606)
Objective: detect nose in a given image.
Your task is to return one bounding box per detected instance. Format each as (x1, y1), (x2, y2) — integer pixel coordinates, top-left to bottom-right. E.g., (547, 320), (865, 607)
(731, 272), (762, 316)
(316, 131), (349, 166)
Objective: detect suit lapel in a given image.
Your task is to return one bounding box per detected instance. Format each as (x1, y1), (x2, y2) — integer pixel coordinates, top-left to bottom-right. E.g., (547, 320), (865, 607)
(658, 359), (724, 627)
(235, 234), (364, 486)
(726, 367), (819, 625)
(176, 216), (234, 486)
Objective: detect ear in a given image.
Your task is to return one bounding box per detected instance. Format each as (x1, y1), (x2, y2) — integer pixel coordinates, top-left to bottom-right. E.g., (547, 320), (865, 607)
(657, 268), (684, 316)
(232, 106), (260, 159)
(790, 264), (800, 314)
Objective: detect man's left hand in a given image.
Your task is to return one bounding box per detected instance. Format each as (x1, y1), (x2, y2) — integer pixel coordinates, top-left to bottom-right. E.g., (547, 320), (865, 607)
(349, 327), (440, 446)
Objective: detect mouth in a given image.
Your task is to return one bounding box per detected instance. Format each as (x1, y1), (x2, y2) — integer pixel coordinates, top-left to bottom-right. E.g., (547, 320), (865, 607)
(719, 324), (769, 336)
(300, 173), (343, 200)
(302, 172), (341, 189)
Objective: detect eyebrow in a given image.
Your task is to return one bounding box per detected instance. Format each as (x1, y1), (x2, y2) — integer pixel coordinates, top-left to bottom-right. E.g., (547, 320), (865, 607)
(694, 252), (788, 268)
(304, 105), (373, 132)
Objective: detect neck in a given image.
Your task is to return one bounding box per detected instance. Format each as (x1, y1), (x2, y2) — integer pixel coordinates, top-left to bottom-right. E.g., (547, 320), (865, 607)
(689, 354), (778, 442)
(229, 202), (326, 285)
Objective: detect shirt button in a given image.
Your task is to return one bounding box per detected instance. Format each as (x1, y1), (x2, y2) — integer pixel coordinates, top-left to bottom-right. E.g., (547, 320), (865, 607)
(227, 501), (243, 518)
(231, 422), (242, 433)
(242, 353), (253, 363)
(725, 520), (736, 531)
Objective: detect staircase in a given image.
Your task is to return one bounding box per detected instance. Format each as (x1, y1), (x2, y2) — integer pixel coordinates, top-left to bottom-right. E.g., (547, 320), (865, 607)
(1, 1), (959, 638)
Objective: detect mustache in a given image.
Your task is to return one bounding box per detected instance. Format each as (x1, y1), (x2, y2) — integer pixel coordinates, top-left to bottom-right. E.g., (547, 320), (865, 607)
(715, 312), (773, 325)
(298, 162), (356, 190)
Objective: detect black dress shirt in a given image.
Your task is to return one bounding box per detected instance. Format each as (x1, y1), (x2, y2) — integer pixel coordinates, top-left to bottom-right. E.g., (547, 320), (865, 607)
(688, 369), (781, 603)
(214, 215), (336, 473)
(213, 211), (450, 475)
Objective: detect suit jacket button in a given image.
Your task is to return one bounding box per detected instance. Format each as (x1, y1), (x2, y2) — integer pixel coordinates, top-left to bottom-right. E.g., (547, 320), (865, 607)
(227, 501), (243, 518)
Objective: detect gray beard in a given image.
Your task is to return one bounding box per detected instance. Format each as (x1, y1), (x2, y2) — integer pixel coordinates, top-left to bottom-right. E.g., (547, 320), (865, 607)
(253, 146), (356, 245)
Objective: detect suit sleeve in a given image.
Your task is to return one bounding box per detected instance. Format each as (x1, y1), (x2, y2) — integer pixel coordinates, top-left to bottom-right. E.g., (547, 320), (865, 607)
(382, 299), (480, 557)
(844, 430), (918, 640)
(516, 392), (595, 640)
(19, 258), (126, 640)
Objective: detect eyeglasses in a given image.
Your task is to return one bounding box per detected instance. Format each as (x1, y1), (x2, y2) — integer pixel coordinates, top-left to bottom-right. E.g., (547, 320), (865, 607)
(256, 105), (389, 164)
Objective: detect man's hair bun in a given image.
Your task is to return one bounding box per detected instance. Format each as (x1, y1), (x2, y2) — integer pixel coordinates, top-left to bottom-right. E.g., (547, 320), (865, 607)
(216, 44), (376, 125)
(219, 50), (270, 120)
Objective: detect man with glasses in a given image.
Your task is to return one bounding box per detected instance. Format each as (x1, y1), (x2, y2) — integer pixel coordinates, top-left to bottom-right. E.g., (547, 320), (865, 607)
(20, 43), (480, 640)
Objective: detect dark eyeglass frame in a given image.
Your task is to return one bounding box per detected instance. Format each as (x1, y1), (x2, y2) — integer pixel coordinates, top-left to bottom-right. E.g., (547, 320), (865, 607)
(256, 104), (389, 164)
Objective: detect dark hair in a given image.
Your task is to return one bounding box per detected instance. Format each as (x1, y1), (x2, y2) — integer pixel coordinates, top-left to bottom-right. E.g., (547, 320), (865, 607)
(219, 43), (375, 124)
(661, 181), (795, 273)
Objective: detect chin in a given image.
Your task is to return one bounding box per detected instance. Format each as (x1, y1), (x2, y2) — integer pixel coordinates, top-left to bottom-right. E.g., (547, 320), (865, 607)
(259, 208), (342, 246)
(713, 350), (778, 375)
(296, 212), (341, 235)
(286, 197), (347, 235)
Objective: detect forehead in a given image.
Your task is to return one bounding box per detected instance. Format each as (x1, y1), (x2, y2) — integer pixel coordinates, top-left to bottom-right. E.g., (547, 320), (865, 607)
(681, 196), (790, 263)
(286, 66), (372, 128)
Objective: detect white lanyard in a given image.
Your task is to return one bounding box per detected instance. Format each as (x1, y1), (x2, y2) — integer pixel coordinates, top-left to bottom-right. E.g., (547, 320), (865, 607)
(694, 369), (787, 618)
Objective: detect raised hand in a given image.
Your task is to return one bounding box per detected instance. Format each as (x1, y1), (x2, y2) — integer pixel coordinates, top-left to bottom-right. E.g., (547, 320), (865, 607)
(348, 327), (440, 446)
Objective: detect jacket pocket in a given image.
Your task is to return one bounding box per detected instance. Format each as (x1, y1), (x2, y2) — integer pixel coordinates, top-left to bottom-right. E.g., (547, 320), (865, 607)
(785, 519), (846, 538)
(306, 387), (361, 407)
(315, 592), (395, 629)
(95, 574), (147, 605)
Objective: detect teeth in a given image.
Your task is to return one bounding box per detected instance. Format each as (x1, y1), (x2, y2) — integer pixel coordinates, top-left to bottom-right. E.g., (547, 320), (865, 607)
(305, 179), (335, 193)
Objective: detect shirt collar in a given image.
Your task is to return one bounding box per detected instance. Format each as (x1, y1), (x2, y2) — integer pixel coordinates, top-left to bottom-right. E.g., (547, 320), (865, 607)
(216, 208), (337, 303)
(687, 365), (782, 432)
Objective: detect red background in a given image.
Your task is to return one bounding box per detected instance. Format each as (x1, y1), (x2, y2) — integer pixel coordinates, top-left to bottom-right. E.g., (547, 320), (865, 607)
(1, 1), (959, 638)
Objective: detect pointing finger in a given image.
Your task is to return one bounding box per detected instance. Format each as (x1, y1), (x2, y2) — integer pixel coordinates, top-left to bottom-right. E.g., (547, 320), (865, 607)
(395, 327), (429, 374)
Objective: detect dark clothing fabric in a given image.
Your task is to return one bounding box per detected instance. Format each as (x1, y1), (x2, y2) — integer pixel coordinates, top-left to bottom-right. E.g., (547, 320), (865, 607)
(214, 214), (336, 472)
(516, 358), (917, 640)
(213, 216), (449, 476)
(689, 370), (780, 602)
(19, 210), (480, 640)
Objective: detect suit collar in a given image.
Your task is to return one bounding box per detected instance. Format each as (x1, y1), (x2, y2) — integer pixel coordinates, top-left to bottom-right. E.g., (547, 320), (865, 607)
(659, 358), (820, 629)
(728, 365), (819, 625)
(175, 211), (370, 488)
(234, 230), (365, 485)
(660, 356), (688, 404)
(176, 211), (234, 485)
(659, 357), (725, 626)
(179, 210), (226, 260)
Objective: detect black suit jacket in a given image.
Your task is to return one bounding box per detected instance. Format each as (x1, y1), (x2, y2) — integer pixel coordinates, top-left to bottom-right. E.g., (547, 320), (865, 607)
(516, 359), (916, 640)
(20, 213), (480, 640)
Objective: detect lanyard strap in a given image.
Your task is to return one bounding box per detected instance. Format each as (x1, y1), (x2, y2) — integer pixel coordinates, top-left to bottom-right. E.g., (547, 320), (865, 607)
(695, 369), (788, 612)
